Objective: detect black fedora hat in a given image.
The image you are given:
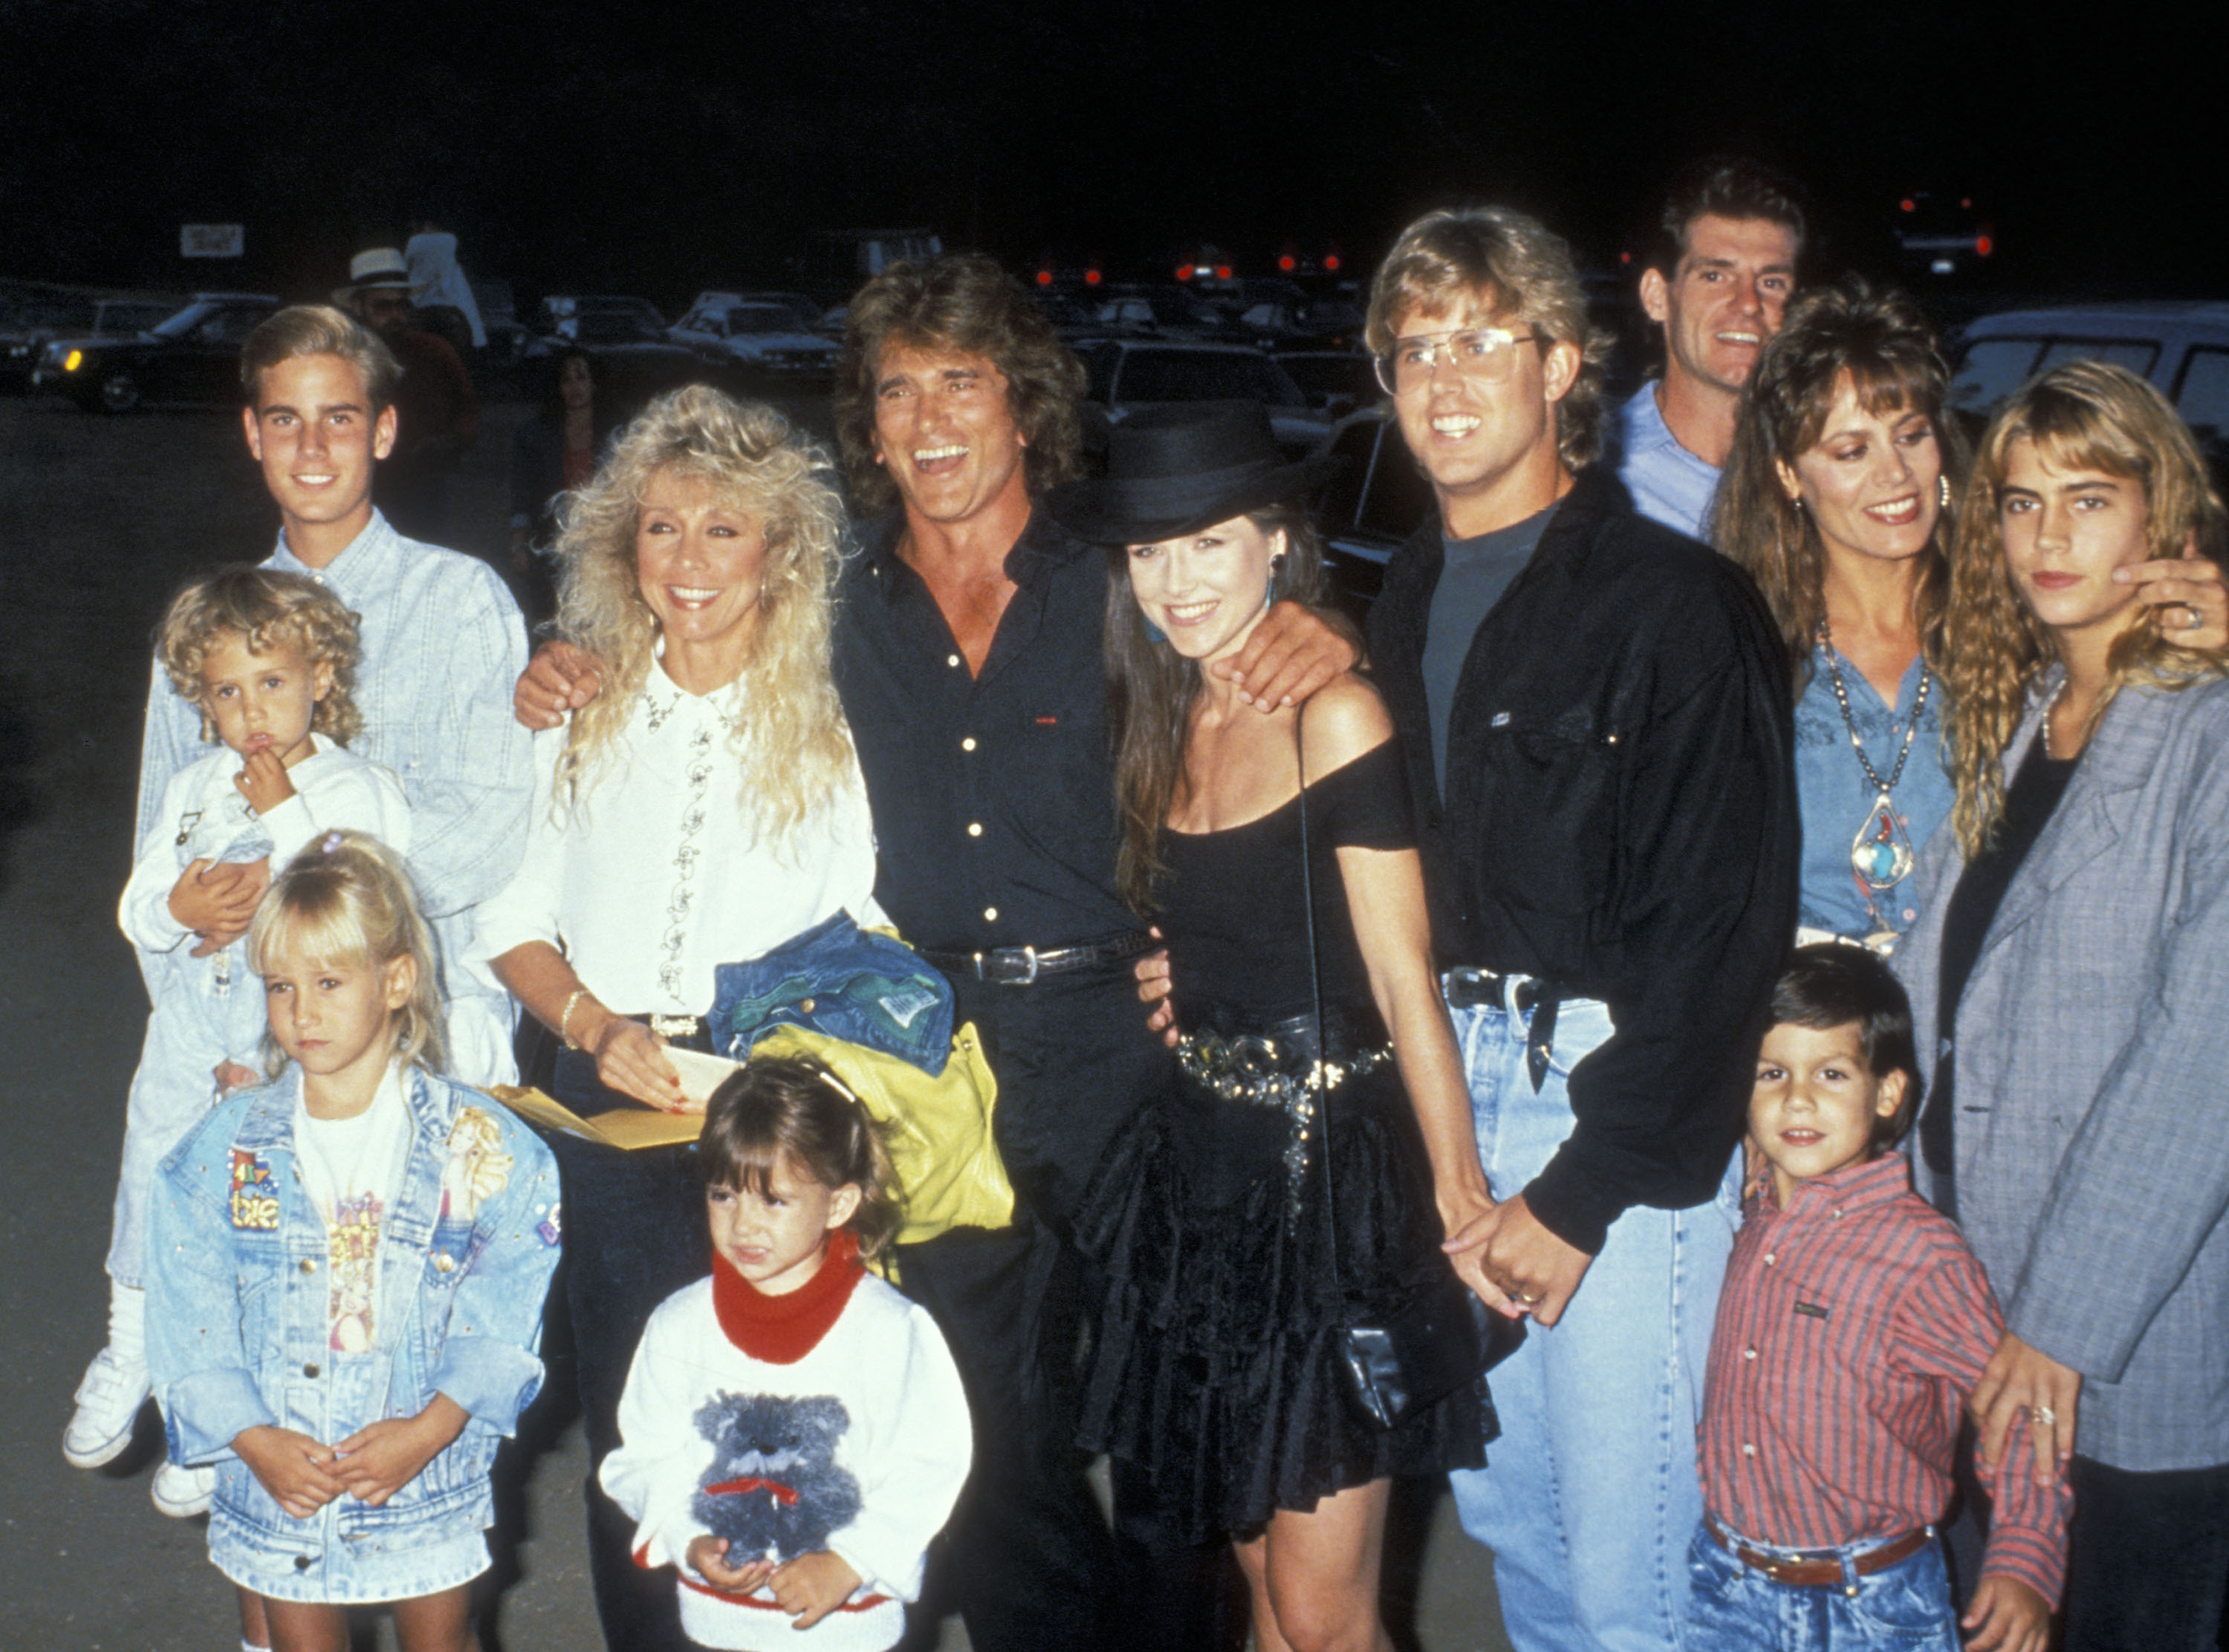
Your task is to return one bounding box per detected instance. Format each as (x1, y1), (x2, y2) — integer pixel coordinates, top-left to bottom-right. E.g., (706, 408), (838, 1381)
(1048, 401), (1339, 544)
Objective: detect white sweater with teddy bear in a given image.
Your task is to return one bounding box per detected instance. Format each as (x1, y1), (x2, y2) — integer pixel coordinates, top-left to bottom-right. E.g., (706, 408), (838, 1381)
(600, 1235), (971, 1652)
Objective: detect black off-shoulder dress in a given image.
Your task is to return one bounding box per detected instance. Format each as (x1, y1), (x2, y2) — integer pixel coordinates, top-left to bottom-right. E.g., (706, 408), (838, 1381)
(1074, 738), (1493, 1541)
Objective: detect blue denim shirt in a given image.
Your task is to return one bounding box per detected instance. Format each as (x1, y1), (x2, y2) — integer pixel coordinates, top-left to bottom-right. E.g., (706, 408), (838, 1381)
(1794, 644), (1954, 942)
(148, 1066), (560, 1598)
(1613, 382), (1721, 542)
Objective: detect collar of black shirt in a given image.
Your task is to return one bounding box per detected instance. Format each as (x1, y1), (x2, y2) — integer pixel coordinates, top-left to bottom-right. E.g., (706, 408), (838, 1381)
(854, 504), (1099, 602)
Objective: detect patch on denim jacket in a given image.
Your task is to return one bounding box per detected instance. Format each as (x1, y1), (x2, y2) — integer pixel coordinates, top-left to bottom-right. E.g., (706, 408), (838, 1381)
(440, 1108), (514, 1223)
(229, 1150), (280, 1231)
(536, 1203), (562, 1247)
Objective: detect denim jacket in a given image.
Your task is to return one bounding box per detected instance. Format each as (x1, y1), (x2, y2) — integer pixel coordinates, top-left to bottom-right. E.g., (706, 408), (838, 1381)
(148, 1065), (561, 1600)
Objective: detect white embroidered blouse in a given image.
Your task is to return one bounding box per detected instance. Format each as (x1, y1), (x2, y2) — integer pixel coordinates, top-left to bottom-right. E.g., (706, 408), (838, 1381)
(476, 671), (884, 1016)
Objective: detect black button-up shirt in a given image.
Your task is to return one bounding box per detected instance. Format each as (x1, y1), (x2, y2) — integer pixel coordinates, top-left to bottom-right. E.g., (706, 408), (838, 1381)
(832, 509), (1135, 955)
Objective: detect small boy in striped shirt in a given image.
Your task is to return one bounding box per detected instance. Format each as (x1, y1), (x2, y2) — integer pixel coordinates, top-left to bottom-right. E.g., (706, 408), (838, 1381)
(1688, 945), (2067, 1652)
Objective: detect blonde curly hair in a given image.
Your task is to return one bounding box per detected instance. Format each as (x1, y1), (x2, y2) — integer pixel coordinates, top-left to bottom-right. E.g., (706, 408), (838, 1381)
(551, 386), (853, 848)
(155, 565), (364, 747)
(1943, 359), (2227, 857)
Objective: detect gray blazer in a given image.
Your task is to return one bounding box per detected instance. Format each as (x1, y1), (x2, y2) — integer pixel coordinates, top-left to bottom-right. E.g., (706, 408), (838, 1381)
(1897, 671), (2229, 1472)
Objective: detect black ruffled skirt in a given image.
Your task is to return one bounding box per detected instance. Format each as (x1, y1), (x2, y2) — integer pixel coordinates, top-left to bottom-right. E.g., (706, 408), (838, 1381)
(1074, 1030), (1493, 1541)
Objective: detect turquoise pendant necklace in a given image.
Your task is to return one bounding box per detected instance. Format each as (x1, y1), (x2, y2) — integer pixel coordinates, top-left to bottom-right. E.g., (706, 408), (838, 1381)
(1819, 620), (1933, 892)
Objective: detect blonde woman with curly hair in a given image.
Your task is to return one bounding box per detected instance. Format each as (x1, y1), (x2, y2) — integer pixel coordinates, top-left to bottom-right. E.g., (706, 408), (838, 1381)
(1894, 360), (2229, 1649)
(476, 386), (884, 1652)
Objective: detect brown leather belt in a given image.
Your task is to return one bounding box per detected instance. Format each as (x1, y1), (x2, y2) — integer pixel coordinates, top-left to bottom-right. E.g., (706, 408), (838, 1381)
(1707, 1519), (1932, 1587)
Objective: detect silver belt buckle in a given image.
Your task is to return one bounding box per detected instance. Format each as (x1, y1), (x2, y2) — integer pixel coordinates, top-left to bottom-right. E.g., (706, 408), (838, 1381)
(1015, 944), (1039, 984)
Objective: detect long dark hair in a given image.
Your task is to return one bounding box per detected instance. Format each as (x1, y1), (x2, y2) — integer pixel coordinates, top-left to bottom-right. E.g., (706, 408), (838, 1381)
(1713, 278), (1969, 692)
(1105, 504), (1328, 912)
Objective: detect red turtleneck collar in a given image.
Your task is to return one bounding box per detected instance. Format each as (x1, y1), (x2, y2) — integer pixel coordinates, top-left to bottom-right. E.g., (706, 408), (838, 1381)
(710, 1228), (866, 1365)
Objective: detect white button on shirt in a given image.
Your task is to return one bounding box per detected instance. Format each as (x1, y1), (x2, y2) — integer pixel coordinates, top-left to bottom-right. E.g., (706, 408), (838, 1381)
(475, 673), (884, 1015)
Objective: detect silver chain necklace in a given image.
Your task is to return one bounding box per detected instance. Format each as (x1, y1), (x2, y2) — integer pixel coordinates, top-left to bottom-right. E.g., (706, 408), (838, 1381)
(1819, 619), (1933, 891)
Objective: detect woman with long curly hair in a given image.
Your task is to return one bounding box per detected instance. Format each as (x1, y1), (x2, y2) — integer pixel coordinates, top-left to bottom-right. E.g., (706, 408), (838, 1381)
(1714, 280), (2225, 948)
(1895, 360), (2229, 1648)
(476, 384), (883, 1652)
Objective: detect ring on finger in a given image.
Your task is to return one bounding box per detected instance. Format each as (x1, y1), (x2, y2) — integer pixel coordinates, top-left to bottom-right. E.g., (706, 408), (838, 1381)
(2033, 1405), (2057, 1428)
(2189, 604), (2206, 631)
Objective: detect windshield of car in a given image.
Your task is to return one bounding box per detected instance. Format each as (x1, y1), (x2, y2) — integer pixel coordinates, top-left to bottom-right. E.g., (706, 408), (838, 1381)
(150, 302), (221, 339)
(723, 305), (800, 336)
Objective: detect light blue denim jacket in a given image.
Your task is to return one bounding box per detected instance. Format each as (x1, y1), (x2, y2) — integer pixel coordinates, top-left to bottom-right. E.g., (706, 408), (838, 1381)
(148, 1066), (561, 1601)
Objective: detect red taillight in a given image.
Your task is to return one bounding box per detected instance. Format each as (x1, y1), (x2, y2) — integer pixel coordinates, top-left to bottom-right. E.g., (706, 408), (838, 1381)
(1323, 255), (1340, 271)
(1619, 249), (1631, 264)
(1214, 264), (1231, 279)
(1176, 265), (1192, 281)
(1960, 198), (1973, 209)
(1085, 268), (1101, 285)
(1976, 235), (1993, 258)
(1901, 198), (1916, 213)
(1036, 270), (1052, 285)
(1279, 255), (1295, 271)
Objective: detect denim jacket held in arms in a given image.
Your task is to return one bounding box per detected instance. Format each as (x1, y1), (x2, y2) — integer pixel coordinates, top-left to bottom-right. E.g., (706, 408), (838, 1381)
(1367, 466), (1800, 1255)
(148, 1065), (561, 1568)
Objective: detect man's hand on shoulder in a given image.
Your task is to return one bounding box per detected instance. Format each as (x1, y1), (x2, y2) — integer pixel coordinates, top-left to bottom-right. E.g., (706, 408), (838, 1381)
(514, 639), (605, 731)
(1213, 601), (1360, 712)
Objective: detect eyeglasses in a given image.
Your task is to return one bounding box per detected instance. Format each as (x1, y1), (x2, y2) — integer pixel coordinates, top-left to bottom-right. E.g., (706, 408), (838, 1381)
(1373, 325), (1545, 395)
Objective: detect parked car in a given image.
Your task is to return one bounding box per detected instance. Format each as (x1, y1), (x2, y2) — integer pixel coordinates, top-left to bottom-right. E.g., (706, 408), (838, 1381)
(667, 293), (837, 374)
(5, 293), (175, 391)
(1947, 303), (2229, 474)
(1086, 284), (1237, 342)
(1230, 297), (1366, 351)
(1892, 190), (1995, 282)
(1275, 350), (1378, 418)
(1305, 405), (1434, 619)
(529, 295), (714, 409)
(1081, 339), (1328, 458)
(37, 293), (279, 412)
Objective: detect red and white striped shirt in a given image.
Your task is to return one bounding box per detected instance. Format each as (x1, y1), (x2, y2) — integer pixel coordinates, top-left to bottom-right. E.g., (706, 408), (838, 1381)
(1700, 1152), (2069, 1604)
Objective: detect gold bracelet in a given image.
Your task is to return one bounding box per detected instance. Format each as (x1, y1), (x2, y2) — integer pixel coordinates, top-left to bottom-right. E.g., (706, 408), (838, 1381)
(559, 987), (590, 1053)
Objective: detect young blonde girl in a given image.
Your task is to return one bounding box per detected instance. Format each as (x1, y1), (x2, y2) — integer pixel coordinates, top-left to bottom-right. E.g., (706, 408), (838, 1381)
(148, 832), (560, 1652)
(600, 1056), (970, 1652)
(71, 568), (412, 1521)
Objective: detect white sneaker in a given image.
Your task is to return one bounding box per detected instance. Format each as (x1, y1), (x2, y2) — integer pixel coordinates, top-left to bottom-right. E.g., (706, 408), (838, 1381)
(63, 1346), (149, 1469)
(151, 1460), (215, 1518)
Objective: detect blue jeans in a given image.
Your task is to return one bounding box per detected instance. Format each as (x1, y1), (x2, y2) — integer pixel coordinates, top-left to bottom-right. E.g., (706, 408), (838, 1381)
(1446, 989), (1739, 1652)
(1681, 1523), (1959, 1651)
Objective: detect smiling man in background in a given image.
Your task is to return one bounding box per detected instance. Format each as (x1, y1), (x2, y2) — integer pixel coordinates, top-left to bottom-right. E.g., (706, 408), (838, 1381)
(1616, 157), (1806, 539)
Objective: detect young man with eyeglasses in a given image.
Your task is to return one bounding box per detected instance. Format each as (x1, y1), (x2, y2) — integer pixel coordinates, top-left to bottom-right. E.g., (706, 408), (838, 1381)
(1363, 206), (1799, 1651)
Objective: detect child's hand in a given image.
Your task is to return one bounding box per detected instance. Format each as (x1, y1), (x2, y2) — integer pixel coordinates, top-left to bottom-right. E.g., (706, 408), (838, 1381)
(235, 749), (296, 815)
(169, 856), (270, 954)
(1961, 1573), (2049, 1652)
(768, 1549), (863, 1628)
(686, 1535), (775, 1596)
(233, 1425), (344, 1520)
(213, 1061), (261, 1094)
(330, 1393), (467, 1506)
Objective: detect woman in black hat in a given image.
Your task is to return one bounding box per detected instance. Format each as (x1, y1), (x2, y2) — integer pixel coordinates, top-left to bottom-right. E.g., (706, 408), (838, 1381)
(1053, 403), (1499, 1652)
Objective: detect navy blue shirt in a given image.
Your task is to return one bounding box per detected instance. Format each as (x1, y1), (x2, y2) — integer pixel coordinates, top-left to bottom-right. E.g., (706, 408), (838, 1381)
(832, 510), (1135, 955)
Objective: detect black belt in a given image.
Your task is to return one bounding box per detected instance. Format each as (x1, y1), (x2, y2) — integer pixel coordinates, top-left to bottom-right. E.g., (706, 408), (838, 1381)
(920, 930), (1155, 986)
(1444, 968), (1563, 1093)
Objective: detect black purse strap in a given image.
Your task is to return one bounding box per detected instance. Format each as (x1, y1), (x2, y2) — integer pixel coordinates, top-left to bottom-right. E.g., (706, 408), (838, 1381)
(1291, 706), (1340, 1280)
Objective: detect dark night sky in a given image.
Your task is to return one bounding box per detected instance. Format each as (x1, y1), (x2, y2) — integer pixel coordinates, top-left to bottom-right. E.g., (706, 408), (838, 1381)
(6, 0), (2225, 308)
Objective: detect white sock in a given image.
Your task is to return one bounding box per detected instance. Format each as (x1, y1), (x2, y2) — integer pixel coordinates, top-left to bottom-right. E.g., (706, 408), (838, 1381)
(108, 1279), (147, 1373)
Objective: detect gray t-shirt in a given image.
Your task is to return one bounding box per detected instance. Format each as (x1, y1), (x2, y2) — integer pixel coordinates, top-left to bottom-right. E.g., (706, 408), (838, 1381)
(1423, 504), (1557, 786)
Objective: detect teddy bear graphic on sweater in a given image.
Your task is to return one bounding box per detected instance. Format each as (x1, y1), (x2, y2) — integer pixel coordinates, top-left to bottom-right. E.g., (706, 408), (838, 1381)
(691, 1392), (862, 1564)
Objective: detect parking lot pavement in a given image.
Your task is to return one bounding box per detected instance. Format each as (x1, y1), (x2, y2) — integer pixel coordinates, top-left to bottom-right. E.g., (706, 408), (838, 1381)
(0, 394), (1507, 1652)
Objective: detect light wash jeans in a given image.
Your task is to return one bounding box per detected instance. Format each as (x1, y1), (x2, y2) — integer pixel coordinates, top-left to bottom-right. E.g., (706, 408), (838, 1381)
(1447, 986), (1739, 1652)
(1681, 1523), (1959, 1651)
